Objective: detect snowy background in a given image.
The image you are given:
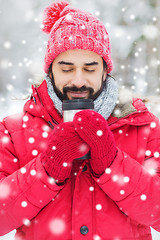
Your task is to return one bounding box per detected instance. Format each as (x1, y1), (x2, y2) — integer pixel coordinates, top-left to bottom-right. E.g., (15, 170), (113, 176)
(0, 0), (160, 239)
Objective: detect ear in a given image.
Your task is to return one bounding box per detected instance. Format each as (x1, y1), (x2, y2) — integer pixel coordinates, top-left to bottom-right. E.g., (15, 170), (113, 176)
(48, 63), (53, 79)
(49, 72), (52, 79)
(102, 68), (107, 81)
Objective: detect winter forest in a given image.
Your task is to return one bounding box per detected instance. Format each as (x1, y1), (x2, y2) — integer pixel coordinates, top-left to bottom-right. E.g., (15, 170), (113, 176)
(0, 0), (160, 239)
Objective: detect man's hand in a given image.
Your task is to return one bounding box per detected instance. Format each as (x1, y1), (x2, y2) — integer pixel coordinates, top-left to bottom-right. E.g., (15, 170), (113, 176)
(73, 110), (117, 177)
(41, 121), (89, 183)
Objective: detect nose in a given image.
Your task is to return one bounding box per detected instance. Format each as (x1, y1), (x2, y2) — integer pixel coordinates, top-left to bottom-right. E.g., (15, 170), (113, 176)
(71, 69), (86, 88)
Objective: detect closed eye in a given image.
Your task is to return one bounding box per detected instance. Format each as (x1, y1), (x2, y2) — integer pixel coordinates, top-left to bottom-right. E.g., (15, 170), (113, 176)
(62, 69), (73, 72)
(84, 69), (95, 72)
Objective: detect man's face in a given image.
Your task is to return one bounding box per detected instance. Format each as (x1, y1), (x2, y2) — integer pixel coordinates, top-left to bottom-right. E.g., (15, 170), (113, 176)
(49, 49), (107, 101)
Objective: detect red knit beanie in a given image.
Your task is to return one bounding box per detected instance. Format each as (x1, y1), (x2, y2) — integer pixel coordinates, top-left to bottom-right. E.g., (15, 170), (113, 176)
(42, 0), (113, 74)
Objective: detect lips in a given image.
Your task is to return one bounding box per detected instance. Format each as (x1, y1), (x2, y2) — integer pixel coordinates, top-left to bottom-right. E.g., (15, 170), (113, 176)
(67, 91), (89, 99)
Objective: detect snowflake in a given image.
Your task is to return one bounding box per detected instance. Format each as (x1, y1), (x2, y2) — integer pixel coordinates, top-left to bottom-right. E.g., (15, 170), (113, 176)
(0, 183), (11, 199)
(112, 175), (118, 182)
(96, 130), (103, 136)
(32, 149), (38, 156)
(12, 75), (16, 80)
(23, 116), (29, 122)
(93, 235), (101, 240)
(154, 152), (159, 158)
(23, 218), (31, 226)
(145, 150), (151, 156)
(28, 137), (35, 144)
(22, 40), (27, 44)
(3, 41), (12, 49)
(95, 11), (100, 16)
(49, 218), (66, 235)
(20, 167), (27, 174)
(30, 170), (36, 176)
(120, 190), (125, 195)
(130, 14), (135, 20)
(140, 194), (147, 201)
(63, 162), (68, 167)
(105, 168), (111, 174)
(21, 201), (28, 207)
(150, 122), (156, 128)
(13, 158), (18, 163)
(79, 143), (88, 153)
(48, 177), (55, 185)
(143, 159), (158, 175)
(1, 136), (9, 144)
(96, 204), (102, 211)
(78, 117), (82, 122)
(42, 132), (48, 138)
(6, 84), (14, 91)
(124, 176), (130, 183)
(89, 186), (94, 191)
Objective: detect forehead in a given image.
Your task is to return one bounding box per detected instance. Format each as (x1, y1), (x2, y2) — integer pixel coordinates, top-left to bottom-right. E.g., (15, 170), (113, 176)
(53, 49), (103, 65)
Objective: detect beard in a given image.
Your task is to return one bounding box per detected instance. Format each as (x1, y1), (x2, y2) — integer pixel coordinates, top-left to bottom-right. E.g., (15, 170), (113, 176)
(50, 74), (105, 102)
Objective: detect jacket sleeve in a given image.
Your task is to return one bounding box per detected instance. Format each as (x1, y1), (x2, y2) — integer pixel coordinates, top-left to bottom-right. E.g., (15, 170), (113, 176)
(94, 116), (160, 232)
(0, 122), (64, 236)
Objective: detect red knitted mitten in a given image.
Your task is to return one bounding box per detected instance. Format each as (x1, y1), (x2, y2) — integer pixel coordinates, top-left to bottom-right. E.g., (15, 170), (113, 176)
(41, 121), (89, 183)
(73, 110), (117, 177)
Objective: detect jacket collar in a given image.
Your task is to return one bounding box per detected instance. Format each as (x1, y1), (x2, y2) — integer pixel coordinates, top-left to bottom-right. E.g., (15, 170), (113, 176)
(25, 80), (153, 129)
(24, 80), (62, 127)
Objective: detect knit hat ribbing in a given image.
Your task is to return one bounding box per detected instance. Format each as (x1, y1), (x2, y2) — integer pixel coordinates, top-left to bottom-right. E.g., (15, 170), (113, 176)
(42, 0), (113, 74)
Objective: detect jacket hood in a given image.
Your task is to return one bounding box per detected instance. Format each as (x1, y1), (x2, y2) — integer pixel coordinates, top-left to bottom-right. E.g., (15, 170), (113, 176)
(24, 81), (62, 127)
(108, 90), (154, 129)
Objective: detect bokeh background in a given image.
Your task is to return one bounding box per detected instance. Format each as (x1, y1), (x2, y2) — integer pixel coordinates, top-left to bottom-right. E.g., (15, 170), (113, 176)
(0, 0), (160, 239)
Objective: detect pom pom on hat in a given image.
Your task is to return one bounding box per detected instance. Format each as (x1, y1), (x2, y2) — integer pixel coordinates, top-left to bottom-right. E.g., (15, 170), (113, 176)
(42, 0), (113, 74)
(42, 0), (69, 34)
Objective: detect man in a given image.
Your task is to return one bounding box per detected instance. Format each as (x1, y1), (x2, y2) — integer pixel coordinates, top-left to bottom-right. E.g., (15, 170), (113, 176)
(0, 1), (160, 239)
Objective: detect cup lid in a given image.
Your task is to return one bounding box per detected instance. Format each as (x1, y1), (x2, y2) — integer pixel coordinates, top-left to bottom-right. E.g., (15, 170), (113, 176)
(62, 99), (94, 110)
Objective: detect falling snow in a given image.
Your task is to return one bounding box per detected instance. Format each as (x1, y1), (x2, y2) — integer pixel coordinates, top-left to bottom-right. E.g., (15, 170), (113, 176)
(0, 0), (160, 240)
(49, 218), (66, 235)
(30, 170), (36, 176)
(140, 194), (147, 201)
(96, 130), (103, 136)
(23, 218), (31, 227)
(96, 204), (102, 211)
(28, 137), (35, 144)
(20, 167), (27, 174)
(63, 162), (68, 167)
(42, 132), (48, 138)
(89, 186), (94, 191)
(32, 149), (38, 156)
(0, 183), (11, 199)
(105, 168), (111, 174)
(52, 146), (56, 150)
(21, 201), (28, 207)
(79, 143), (89, 153)
(93, 234), (101, 240)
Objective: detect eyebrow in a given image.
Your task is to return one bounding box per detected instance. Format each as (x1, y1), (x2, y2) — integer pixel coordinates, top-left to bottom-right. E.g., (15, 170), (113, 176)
(85, 62), (99, 66)
(58, 61), (99, 66)
(58, 61), (74, 65)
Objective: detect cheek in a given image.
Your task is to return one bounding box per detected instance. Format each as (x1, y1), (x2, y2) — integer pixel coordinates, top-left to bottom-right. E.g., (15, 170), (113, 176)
(91, 76), (102, 91)
(53, 74), (67, 92)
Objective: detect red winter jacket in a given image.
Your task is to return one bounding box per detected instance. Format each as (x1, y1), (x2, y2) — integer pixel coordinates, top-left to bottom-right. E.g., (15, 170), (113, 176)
(0, 80), (160, 240)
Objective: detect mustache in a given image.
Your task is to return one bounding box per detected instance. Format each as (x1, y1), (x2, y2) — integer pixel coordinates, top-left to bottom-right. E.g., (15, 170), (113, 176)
(63, 86), (94, 95)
